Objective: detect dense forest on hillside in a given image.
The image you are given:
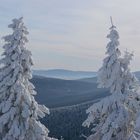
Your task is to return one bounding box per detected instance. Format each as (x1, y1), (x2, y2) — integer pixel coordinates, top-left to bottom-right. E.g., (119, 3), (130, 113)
(41, 101), (98, 140)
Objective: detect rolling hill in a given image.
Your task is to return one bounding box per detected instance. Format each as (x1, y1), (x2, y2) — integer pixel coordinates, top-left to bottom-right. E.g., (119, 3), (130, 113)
(33, 69), (97, 80)
(32, 71), (140, 108)
(31, 75), (109, 108)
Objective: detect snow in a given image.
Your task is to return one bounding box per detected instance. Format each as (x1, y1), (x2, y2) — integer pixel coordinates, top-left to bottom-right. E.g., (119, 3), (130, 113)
(0, 17), (57, 140)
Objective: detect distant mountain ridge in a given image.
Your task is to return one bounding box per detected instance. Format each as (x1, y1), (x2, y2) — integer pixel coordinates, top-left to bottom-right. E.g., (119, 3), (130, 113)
(134, 71), (140, 79)
(33, 69), (97, 80)
(33, 69), (140, 80)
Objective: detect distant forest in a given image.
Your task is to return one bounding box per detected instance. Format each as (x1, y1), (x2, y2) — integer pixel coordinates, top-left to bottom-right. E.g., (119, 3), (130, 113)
(41, 101), (97, 140)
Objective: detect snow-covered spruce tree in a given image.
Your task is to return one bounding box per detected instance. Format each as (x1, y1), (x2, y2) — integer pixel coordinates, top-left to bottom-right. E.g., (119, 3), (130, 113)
(83, 19), (140, 140)
(97, 18), (122, 94)
(0, 17), (57, 140)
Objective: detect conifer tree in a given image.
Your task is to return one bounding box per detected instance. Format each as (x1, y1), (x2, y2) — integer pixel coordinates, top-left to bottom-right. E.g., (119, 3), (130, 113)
(97, 17), (122, 94)
(0, 17), (57, 140)
(83, 19), (140, 140)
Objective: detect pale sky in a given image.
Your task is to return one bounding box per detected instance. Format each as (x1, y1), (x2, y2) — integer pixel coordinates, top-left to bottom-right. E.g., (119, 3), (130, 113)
(0, 0), (140, 71)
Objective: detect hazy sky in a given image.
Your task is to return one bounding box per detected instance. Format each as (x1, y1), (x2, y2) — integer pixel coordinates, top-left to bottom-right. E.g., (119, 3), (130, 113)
(0, 0), (140, 71)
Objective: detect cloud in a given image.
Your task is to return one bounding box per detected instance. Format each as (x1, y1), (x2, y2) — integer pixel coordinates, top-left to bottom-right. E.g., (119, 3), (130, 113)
(0, 0), (140, 71)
